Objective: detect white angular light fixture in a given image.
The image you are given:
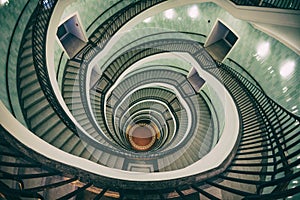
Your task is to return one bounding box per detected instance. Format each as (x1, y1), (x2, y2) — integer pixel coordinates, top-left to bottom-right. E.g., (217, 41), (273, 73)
(0, 0), (9, 6)
(280, 60), (295, 78)
(188, 5), (199, 19)
(164, 9), (176, 19)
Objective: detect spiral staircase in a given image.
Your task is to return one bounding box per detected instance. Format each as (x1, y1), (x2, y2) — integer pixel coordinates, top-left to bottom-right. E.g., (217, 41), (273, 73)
(0, 0), (299, 199)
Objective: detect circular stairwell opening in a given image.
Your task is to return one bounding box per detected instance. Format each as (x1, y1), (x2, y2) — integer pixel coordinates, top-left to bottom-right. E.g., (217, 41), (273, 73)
(127, 122), (159, 151)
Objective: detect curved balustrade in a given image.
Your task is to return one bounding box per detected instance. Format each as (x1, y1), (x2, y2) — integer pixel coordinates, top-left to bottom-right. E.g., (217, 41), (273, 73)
(89, 0), (166, 48)
(109, 87), (178, 148)
(76, 34), (298, 195)
(90, 63), (189, 144)
(30, 0), (78, 134)
(86, 39), (201, 141)
(16, 0), (172, 170)
(97, 31), (206, 73)
(102, 67), (213, 158)
(202, 62), (300, 198)
(0, 124), (114, 200)
(67, 30), (204, 146)
(3, 52), (299, 197)
(61, 0), (167, 148)
(5, 0), (35, 118)
(24, 0), (168, 151)
(15, 0), (229, 175)
(226, 58), (264, 92)
(16, 2), (123, 166)
(120, 105), (169, 150)
(230, 0), (300, 10)
(2, 0), (299, 199)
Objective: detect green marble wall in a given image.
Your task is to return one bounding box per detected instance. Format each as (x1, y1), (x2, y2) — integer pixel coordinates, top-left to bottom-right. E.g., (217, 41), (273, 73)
(0, 0), (38, 124)
(138, 58), (191, 73)
(1, 1), (298, 118)
(55, 0), (131, 87)
(132, 2), (299, 115)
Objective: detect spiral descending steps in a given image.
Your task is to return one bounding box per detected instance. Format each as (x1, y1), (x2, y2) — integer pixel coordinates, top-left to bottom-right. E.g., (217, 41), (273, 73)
(0, 0), (299, 199)
(15, 0), (217, 175)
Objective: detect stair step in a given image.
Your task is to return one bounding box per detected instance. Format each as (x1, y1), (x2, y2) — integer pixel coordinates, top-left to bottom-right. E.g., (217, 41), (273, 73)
(30, 106), (56, 128)
(21, 83), (41, 100)
(19, 73), (38, 88)
(19, 64), (35, 78)
(113, 157), (125, 169)
(23, 90), (45, 109)
(33, 114), (61, 136)
(62, 137), (80, 153)
(51, 128), (73, 148)
(26, 98), (50, 118)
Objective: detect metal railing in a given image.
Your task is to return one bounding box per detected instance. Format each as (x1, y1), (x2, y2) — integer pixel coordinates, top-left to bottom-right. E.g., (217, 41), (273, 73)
(77, 0), (167, 141)
(31, 0), (78, 134)
(5, 54), (299, 198)
(7, 0), (300, 198)
(0, 125), (96, 200)
(16, 0), (170, 164)
(230, 0), (300, 10)
(205, 61), (300, 198)
(56, 0), (136, 86)
(5, 0), (35, 117)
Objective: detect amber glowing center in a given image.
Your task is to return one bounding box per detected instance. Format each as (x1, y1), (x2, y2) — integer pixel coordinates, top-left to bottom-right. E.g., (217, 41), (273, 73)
(131, 126), (153, 146)
(127, 123), (158, 151)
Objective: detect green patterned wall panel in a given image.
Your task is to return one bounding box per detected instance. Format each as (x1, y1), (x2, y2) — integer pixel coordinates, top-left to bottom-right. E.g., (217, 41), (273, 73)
(132, 2), (299, 115)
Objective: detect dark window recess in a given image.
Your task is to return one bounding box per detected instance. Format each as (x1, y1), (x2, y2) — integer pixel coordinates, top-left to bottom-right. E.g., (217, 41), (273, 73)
(225, 31), (238, 46)
(56, 14), (87, 58)
(204, 20), (239, 62)
(188, 68), (206, 92)
(57, 25), (67, 39)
